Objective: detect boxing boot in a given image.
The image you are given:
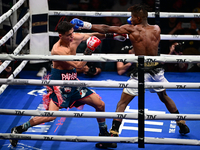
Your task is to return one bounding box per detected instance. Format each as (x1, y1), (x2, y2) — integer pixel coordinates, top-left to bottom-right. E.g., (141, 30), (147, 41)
(95, 127), (117, 149)
(176, 120), (190, 135)
(10, 125), (27, 147)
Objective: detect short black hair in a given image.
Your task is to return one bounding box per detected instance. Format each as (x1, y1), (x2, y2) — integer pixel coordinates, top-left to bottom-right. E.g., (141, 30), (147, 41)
(128, 4), (151, 19)
(56, 21), (75, 35)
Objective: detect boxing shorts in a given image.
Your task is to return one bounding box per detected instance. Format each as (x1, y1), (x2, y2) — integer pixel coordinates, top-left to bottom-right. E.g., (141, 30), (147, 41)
(43, 68), (94, 110)
(123, 63), (168, 95)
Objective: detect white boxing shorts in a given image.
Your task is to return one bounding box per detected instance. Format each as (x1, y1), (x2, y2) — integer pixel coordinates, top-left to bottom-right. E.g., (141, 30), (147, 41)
(123, 69), (168, 96)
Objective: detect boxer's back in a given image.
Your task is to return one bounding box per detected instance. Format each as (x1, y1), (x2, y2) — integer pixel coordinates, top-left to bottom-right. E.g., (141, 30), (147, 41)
(128, 24), (160, 56)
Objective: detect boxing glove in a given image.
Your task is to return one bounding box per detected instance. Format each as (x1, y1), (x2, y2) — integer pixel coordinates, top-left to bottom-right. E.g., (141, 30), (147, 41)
(127, 17), (132, 24)
(105, 33), (127, 42)
(70, 18), (92, 30)
(84, 36), (101, 55)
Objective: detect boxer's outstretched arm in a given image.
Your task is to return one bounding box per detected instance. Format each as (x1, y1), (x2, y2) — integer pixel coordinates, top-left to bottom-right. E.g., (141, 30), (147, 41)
(91, 24), (130, 34)
(70, 18), (130, 34)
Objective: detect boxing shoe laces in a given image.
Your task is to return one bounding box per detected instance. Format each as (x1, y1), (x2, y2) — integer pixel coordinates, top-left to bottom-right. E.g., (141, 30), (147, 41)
(10, 125), (27, 147)
(176, 120), (190, 135)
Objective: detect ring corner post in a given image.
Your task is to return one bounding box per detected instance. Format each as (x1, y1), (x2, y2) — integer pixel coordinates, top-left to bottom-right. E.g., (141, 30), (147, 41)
(138, 56), (145, 148)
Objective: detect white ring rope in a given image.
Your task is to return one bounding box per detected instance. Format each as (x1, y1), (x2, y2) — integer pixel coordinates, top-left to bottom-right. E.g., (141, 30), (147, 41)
(0, 61), (28, 95)
(0, 54), (137, 62)
(0, 109), (199, 120)
(13, 34), (30, 55)
(0, 12), (30, 47)
(0, 133), (137, 143)
(0, 134), (200, 145)
(0, 79), (199, 89)
(0, 54), (200, 63)
(48, 10), (200, 18)
(48, 31), (200, 40)
(0, 34), (30, 74)
(0, 0), (26, 24)
(160, 34), (200, 40)
(0, 34), (30, 95)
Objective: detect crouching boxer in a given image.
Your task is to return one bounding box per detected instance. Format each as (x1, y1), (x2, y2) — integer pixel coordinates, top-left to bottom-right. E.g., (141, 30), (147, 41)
(10, 21), (126, 148)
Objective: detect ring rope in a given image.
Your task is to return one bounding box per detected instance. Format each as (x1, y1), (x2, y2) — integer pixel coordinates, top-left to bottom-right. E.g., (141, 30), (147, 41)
(0, 34), (30, 95)
(0, 12), (30, 47)
(48, 31), (200, 40)
(0, 34), (30, 74)
(48, 10), (200, 18)
(0, 0), (25, 24)
(0, 54), (200, 63)
(0, 109), (199, 120)
(0, 133), (137, 143)
(0, 61), (28, 95)
(0, 79), (199, 89)
(0, 134), (200, 145)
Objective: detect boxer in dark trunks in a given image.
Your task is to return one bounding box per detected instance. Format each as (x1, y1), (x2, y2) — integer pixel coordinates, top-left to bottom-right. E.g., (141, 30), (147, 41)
(10, 21), (126, 148)
(71, 3), (190, 148)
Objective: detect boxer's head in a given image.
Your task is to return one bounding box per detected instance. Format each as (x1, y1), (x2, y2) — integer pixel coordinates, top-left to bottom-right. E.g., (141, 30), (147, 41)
(57, 21), (75, 42)
(128, 4), (150, 25)
(57, 21), (75, 35)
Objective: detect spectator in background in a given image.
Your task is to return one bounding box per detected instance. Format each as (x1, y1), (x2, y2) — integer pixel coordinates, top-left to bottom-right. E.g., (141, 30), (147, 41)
(181, 29), (199, 55)
(116, 45), (135, 75)
(165, 42), (188, 72)
(160, 17), (179, 54)
(161, 15), (200, 54)
(76, 41), (102, 77)
(164, 18), (179, 35)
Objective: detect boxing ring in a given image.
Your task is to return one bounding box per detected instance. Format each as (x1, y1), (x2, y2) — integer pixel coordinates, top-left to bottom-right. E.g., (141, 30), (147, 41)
(0, 0), (200, 149)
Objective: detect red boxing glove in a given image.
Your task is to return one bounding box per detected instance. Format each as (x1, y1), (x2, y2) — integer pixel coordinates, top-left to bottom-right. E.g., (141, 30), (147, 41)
(105, 33), (127, 42)
(84, 36), (101, 55)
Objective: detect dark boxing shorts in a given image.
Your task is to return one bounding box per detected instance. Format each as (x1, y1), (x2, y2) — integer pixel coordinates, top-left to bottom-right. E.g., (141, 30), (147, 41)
(43, 68), (94, 110)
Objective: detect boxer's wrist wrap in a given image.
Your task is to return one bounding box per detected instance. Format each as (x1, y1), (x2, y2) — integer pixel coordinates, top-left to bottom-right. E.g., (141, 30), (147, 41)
(82, 22), (92, 30)
(105, 33), (114, 39)
(84, 47), (93, 55)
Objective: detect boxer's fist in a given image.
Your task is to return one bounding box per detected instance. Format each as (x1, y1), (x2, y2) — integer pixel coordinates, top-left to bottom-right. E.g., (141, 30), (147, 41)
(127, 17), (132, 24)
(105, 33), (127, 42)
(84, 36), (101, 55)
(70, 18), (92, 30)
